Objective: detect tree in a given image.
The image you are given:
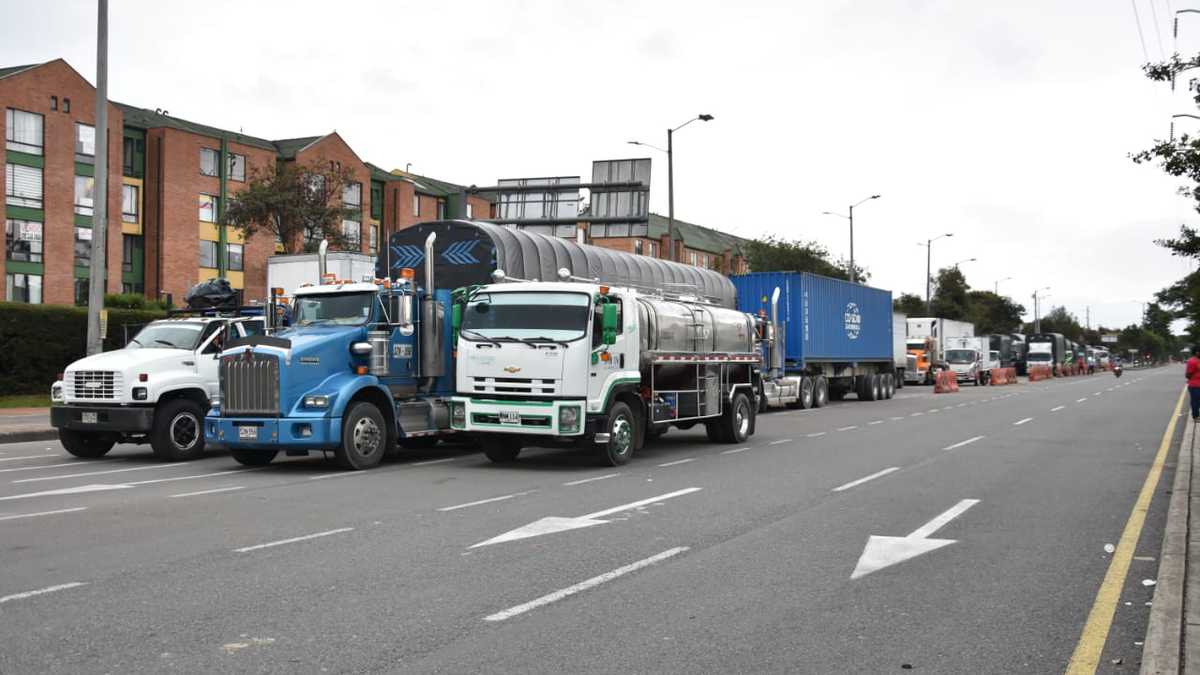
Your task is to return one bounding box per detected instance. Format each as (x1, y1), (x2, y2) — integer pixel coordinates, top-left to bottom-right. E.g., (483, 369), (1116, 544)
(744, 236), (867, 282)
(965, 290), (1025, 334)
(893, 293), (926, 316)
(1024, 306), (1084, 341)
(929, 267), (969, 320)
(223, 159), (361, 254)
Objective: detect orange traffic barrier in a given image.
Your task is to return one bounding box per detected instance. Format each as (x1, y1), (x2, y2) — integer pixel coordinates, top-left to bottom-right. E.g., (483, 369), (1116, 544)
(934, 369), (960, 393)
(989, 367), (1018, 385)
(1028, 366), (1052, 381)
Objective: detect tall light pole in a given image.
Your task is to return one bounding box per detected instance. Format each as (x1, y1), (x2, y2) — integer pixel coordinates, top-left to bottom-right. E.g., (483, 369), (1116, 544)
(1032, 286), (1051, 333)
(994, 276), (1013, 295)
(917, 233), (954, 314)
(952, 257), (977, 269)
(629, 113), (713, 262)
(821, 194), (880, 283)
(86, 0), (109, 355)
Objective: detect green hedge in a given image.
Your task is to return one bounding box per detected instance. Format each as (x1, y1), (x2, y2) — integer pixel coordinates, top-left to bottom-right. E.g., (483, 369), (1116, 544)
(0, 302), (167, 395)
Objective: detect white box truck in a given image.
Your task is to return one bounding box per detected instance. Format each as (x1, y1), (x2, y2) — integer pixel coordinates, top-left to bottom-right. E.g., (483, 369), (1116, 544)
(904, 318), (975, 384)
(267, 252), (376, 297)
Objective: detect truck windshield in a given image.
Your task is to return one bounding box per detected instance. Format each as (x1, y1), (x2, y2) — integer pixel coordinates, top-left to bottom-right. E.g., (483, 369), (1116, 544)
(945, 349), (976, 364)
(128, 322), (203, 350)
(292, 292), (374, 326)
(462, 291), (589, 341)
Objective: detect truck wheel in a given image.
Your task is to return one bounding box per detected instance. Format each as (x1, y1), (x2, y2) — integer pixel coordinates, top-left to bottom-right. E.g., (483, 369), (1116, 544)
(599, 401), (636, 466)
(482, 436), (522, 463)
(151, 399), (206, 462)
(886, 374), (896, 398)
(59, 429), (116, 458)
(872, 374), (883, 401)
(334, 402), (387, 470)
(895, 370), (904, 389)
(814, 377), (829, 407)
(231, 449), (277, 466)
(800, 376), (815, 409)
(719, 392), (753, 443)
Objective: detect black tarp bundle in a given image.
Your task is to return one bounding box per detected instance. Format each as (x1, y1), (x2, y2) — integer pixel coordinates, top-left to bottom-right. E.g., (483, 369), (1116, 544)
(184, 278), (237, 309)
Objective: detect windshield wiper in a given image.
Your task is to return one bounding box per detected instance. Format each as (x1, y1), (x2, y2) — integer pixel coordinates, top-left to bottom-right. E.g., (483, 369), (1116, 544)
(153, 339), (178, 348)
(128, 337), (142, 346)
(520, 336), (569, 347)
(460, 328), (503, 348)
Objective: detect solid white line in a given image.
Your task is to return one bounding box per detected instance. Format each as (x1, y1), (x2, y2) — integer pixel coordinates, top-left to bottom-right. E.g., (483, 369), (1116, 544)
(944, 435), (985, 451)
(1051, 405), (1065, 412)
(0, 455), (58, 463)
(806, 432), (826, 438)
(483, 547), (689, 622)
(868, 420), (885, 425)
(0, 506), (87, 521)
(0, 582), (87, 604)
(14, 463), (188, 483)
(0, 461), (118, 474)
(563, 473), (620, 486)
(768, 439), (792, 445)
(657, 458), (695, 467)
(832, 467), (900, 492)
(1014, 417), (1033, 426)
(1077, 398), (1088, 403)
(234, 527), (354, 553)
(308, 471), (368, 481)
(720, 447), (750, 455)
(128, 468), (263, 486)
(581, 487), (702, 520)
(438, 492), (530, 512)
(169, 486), (246, 498)
(836, 425), (858, 432)
(411, 457), (459, 466)
(908, 499), (981, 538)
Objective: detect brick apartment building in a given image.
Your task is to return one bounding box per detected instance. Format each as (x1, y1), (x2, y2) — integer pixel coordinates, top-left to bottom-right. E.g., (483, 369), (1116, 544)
(587, 212), (750, 276)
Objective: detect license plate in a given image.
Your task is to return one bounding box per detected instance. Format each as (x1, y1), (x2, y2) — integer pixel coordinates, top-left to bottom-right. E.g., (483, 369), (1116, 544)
(238, 425), (258, 440)
(80, 412), (97, 424)
(499, 410), (521, 425)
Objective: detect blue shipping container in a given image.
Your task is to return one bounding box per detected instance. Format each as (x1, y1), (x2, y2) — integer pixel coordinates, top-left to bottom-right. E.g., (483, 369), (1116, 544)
(731, 272), (893, 368)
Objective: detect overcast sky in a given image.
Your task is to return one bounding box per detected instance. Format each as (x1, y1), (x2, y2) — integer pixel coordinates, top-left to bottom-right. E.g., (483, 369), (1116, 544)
(2, 0), (1194, 331)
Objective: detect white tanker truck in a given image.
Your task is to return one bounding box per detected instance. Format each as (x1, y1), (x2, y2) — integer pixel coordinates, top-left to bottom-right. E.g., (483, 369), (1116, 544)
(449, 268), (763, 466)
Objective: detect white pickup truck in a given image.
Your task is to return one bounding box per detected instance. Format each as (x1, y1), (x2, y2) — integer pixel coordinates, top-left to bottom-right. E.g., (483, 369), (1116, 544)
(50, 315), (264, 460)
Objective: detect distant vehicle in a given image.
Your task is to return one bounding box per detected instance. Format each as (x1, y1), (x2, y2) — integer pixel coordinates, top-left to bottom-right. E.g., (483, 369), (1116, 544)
(1028, 333), (1066, 373)
(989, 334), (1014, 368)
(1010, 333), (1028, 375)
(905, 318), (975, 385)
(944, 336), (996, 385)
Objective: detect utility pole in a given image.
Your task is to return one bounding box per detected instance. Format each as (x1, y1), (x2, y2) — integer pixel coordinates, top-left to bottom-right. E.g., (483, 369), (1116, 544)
(666, 126), (674, 261)
(85, 0), (109, 355)
(1086, 306), (1090, 331)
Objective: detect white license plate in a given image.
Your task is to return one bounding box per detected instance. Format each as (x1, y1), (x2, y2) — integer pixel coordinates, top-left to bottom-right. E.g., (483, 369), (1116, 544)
(499, 410), (521, 425)
(80, 412), (97, 424)
(238, 425), (258, 440)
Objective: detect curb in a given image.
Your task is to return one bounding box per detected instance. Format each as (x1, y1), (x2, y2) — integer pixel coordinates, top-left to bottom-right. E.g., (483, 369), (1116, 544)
(0, 429), (58, 445)
(1141, 415), (1193, 674)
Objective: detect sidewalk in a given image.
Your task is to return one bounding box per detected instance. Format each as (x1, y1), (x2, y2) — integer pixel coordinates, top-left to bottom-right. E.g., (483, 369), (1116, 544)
(0, 407), (56, 444)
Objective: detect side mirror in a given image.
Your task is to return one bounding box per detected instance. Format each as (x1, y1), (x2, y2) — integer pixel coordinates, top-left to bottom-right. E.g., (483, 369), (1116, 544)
(601, 303), (618, 346)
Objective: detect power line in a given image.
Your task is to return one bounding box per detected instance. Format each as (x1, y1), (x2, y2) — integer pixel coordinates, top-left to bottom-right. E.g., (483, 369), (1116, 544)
(1148, 0), (1168, 59)
(1132, 0), (1152, 61)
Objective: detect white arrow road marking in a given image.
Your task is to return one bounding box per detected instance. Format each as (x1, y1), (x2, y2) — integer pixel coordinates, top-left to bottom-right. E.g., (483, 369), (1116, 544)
(943, 435), (984, 451)
(0, 483), (134, 501)
(469, 487), (702, 548)
(0, 582), (87, 604)
(832, 467), (899, 492)
(851, 499), (980, 580)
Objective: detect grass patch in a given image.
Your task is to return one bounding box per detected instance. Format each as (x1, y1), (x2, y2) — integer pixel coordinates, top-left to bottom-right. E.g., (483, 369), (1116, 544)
(0, 394), (51, 409)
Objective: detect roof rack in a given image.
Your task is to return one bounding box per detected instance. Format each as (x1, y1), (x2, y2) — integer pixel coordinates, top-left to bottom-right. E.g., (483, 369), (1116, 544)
(166, 305), (266, 318)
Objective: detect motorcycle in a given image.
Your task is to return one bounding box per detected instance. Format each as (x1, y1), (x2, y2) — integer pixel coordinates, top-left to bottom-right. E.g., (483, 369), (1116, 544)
(1114, 364), (1123, 378)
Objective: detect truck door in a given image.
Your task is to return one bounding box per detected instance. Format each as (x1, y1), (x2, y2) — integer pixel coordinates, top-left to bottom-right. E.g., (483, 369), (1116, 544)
(196, 321), (229, 399)
(588, 294), (637, 410)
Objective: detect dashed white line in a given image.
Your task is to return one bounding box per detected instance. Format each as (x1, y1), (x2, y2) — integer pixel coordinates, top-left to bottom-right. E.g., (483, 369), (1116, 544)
(836, 425), (858, 432)
(411, 457), (460, 467)
(911, 412), (924, 417)
(438, 492), (531, 512)
(927, 409), (940, 413)
(868, 420), (885, 425)
(806, 432), (826, 438)
(308, 471), (369, 481)
(563, 473), (620, 486)
(1077, 398), (1088, 403)
(234, 527), (354, 553)
(768, 439), (792, 445)
(128, 468), (263, 486)
(657, 458), (696, 467)
(169, 486), (246, 498)
(889, 416), (905, 421)
(1051, 405), (1065, 412)
(1093, 392), (1102, 396)
(0, 461), (119, 474)
(1013, 417), (1034, 426)
(0, 506), (87, 521)
(0, 582), (87, 604)
(13, 462), (189, 484)
(944, 435), (985, 451)
(483, 547), (689, 622)
(721, 447), (750, 455)
(956, 403), (967, 408)
(832, 467), (900, 492)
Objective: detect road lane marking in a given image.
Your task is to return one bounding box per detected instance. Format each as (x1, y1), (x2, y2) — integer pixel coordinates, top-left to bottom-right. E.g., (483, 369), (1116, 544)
(1066, 387), (1185, 673)
(768, 439), (792, 445)
(928, 409), (939, 413)
(1077, 398), (1088, 403)
(1051, 406), (1065, 412)
(411, 457), (461, 466)
(944, 436), (985, 451)
(836, 426), (858, 432)
(851, 500), (980, 579)
(13, 463), (188, 484)
(0, 483), (134, 501)
(868, 420), (885, 425)
(890, 416), (905, 421)
(170, 486), (246, 498)
(657, 458), (695, 467)
(308, 471), (369, 481)
(720, 447), (750, 455)
(909, 499), (980, 538)
(438, 491), (533, 512)
(483, 547), (689, 622)
(234, 527), (354, 553)
(806, 432), (826, 438)
(124, 468), (265, 487)
(1013, 417), (1033, 426)
(0, 455), (58, 463)
(956, 403), (967, 408)
(563, 473), (620, 486)
(0, 582), (87, 605)
(832, 467), (900, 492)
(1094, 392), (1102, 396)
(910, 412), (923, 417)
(0, 461), (120, 474)
(0, 506), (87, 521)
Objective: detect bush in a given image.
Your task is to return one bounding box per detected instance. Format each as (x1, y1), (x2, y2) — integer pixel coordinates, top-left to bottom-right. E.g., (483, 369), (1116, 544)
(104, 293), (169, 311)
(0, 302), (167, 395)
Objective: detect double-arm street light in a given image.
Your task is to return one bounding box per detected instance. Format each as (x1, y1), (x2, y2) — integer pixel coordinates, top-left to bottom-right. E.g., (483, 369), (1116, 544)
(1032, 286), (1051, 333)
(917, 233), (954, 314)
(821, 194), (880, 284)
(628, 113), (714, 262)
(952, 257), (977, 269)
(994, 276), (1013, 295)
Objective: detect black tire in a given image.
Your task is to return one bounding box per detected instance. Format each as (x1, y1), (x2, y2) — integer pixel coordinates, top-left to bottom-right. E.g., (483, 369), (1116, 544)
(786, 377), (813, 410)
(814, 377), (830, 406)
(59, 428), (116, 458)
(886, 374), (896, 399)
(705, 422), (723, 442)
(599, 401), (636, 466)
(231, 449), (277, 466)
(334, 402), (387, 470)
(482, 436), (522, 463)
(719, 392), (753, 443)
(151, 398), (206, 461)
(871, 374), (882, 401)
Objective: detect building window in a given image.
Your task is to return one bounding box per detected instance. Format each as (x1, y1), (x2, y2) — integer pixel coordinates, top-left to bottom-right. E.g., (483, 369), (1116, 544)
(75, 226), (92, 267)
(227, 243), (243, 271)
(690, 252), (698, 266)
(122, 135), (145, 178)
(436, 199), (446, 220)
(121, 184), (139, 223)
(368, 224), (378, 254)
(634, 240), (644, 255)
(5, 219), (42, 263)
(63, 98), (70, 113)
(466, 202), (474, 219)
(6, 273), (42, 304)
(342, 220), (361, 249)
(74, 175), (95, 215)
(50, 96), (57, 111)
(122, 282), (144, 294)
(5, 163), (42, 207)
(370, 182), (383, 220)
(5, 109), (43, 155)
(650, 241), (658, 257)
(343, 182), (362, 210)
(199, 240), (217, 268)
(199, 194), (217, 222)
(200, 148), (219, 177)
(228, 153), (246, 181)
(412, 194), (420, 216)
(74, 278), (88, 306)
(122, 234), (135, 273)
(75, 123), (96, 160)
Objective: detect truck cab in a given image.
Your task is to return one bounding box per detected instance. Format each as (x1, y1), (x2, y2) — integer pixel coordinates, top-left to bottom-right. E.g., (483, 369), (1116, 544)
(50, 314), (264, 460)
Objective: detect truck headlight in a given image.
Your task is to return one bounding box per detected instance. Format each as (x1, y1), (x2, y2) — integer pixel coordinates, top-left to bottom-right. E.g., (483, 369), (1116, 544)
(50, 383), (64, 403)
(451, 402), (466, 429)
(303, 394), (329, 409)
(559, 405), (580, 433)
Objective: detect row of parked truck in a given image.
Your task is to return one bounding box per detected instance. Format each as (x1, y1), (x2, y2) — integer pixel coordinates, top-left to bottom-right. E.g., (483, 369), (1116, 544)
(45, 220), (1090, 468)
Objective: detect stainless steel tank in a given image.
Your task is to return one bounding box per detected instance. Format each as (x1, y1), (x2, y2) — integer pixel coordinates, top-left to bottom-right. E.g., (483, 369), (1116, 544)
(635, 297), (755, 356)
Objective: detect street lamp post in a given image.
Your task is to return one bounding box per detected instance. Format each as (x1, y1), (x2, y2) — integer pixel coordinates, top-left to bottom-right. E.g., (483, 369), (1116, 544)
(918, 233), (954, 314)
(1032, 286), (1051, 333)
(821, 194), (880, 284)
(994, 276), (1013, 295)
(952, 257), (977, 269)
(629, 114), (713, 262)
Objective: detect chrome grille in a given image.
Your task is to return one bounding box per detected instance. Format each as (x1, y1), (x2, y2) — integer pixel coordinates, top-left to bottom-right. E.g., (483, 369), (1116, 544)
(67, 371), (121, 400)
(220, 352), (280, 416)
(471, 376), (559, 395)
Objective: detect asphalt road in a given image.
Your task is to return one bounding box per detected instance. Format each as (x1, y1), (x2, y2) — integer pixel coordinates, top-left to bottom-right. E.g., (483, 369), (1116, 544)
(0, 367), (1182, 674)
